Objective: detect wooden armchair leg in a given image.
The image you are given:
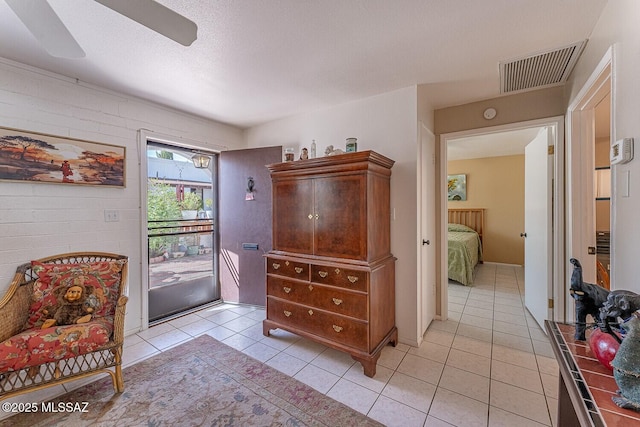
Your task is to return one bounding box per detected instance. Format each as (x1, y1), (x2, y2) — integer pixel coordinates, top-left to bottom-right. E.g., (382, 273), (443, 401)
(110, 347), (124, 393)
(115, 365), (124, 392)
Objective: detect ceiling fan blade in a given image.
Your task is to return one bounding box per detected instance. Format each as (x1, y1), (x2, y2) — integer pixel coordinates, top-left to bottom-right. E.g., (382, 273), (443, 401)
(94, 0), (197, 46)
(6, 0), (85, 58)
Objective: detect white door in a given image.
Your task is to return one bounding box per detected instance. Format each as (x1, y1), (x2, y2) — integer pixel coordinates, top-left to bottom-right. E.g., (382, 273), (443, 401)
(420, 123), (436, 335)
(524, 127), (554, 329)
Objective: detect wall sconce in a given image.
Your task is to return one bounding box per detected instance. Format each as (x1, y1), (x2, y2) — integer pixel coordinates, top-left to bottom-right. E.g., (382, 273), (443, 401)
(595, 167), (611, 199)
(245, 176), (255, 201)
(191, 153), (210, 169)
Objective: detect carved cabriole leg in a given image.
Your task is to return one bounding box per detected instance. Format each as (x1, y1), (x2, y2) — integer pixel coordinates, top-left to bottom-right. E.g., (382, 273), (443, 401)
(352, 328), (398, 378)
(389, 327), (398, 347)
(352, 354), (379, 378)
(262, 320), (275, 337)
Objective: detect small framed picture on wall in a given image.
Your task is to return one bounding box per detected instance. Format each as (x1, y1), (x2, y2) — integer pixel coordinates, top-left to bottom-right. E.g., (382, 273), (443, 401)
(447, 174), (467, 201)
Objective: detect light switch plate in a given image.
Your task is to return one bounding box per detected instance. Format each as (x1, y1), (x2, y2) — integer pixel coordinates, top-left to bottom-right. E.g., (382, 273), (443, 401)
(104, 210), (119, 222)
(622, 170), (630, 198)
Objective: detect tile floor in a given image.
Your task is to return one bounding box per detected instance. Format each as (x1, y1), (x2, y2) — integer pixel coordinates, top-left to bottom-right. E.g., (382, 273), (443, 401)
(4, 263), (561, 426)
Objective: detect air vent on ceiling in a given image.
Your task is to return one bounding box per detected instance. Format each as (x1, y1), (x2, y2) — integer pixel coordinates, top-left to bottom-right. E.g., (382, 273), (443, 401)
(500, 40), (587, 94)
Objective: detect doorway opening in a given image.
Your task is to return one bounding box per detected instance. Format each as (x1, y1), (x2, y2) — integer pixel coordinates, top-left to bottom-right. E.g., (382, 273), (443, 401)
(594, 93), (611, 289)
(439, 117), (565, 327)
(145, 141), (220, 323)
(567, 48), (612, 308)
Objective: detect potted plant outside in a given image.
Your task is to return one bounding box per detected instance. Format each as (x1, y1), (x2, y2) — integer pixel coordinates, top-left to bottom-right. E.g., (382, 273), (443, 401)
(204, 198), (213, 218)
(147, 179), (181, 260)
(180, 192), (202, 219)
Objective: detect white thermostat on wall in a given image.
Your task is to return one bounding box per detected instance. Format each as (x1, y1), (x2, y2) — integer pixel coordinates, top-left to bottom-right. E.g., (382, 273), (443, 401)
(611, 138), (634, 165)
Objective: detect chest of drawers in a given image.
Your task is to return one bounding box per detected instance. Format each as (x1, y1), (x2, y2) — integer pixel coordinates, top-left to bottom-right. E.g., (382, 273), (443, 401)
(262, 151), (397, 377)
(264, 254), (396, 377)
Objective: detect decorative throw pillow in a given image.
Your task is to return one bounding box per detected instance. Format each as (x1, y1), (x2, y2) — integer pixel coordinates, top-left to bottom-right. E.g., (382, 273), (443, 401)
(24, 260), (125, 330)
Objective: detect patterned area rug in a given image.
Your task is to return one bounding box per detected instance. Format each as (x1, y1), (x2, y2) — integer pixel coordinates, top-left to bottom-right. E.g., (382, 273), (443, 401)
(2, 335), (382, 426)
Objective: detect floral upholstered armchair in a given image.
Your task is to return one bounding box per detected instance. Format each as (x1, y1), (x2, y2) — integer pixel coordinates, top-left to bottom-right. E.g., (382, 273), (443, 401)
(0, 253), (128, 399)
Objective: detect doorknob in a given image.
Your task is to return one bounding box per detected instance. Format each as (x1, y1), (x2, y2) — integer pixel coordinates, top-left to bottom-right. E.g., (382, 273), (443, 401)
(520, 233), (527, 238)
(422, 239), (430, 245)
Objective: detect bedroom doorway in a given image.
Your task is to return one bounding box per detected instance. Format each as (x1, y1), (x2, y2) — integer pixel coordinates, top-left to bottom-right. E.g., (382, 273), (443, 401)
(440, 117), (565, 326)
(567, 48), (612, 305)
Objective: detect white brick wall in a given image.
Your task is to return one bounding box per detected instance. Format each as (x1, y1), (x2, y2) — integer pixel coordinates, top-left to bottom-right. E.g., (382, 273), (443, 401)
(0, 58), (244, 334)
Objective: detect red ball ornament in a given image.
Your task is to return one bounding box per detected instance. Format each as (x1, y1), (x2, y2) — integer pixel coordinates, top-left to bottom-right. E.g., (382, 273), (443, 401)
(588, 328), (620, 371)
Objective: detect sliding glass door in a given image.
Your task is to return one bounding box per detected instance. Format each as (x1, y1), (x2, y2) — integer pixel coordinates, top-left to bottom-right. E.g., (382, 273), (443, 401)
(146, 141), (219, 322)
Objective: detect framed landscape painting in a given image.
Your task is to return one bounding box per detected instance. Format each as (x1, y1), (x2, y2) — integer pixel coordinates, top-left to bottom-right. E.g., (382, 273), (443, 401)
(447, 174), (466, 201)
(0, 127), (125, 187)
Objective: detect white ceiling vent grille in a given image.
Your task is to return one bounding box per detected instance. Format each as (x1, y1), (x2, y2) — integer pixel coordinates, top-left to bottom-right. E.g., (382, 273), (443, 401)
(500, 40), (587, 93)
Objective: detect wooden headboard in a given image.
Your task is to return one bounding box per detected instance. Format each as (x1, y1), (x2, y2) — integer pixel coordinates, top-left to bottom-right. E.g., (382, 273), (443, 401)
(448, 208), (485, 244)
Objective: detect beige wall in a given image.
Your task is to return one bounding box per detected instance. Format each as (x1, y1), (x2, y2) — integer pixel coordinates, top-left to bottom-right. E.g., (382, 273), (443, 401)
(245, 86), (427, 346)
(448, 155), (524, 265)
(434, 86), (566, 135)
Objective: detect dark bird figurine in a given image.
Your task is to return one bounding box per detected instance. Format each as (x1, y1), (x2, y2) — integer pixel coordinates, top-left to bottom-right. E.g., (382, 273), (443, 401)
(570, 258), (610, 340)
(612, 314), (640, 411)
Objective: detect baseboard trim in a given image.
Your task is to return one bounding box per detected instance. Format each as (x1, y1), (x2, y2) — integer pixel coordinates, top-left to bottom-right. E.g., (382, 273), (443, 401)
(482, 261), (523, 267)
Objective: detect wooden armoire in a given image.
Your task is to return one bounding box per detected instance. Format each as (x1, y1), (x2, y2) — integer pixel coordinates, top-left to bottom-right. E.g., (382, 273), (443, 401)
(263, 150), (397, 377)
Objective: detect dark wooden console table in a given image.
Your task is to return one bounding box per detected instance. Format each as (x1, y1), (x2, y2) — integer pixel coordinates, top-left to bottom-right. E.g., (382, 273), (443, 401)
(545, 321), (640, 426)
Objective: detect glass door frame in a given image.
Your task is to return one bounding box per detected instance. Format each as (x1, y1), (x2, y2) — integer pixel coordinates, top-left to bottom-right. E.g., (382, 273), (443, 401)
(138, 129), (224, 330)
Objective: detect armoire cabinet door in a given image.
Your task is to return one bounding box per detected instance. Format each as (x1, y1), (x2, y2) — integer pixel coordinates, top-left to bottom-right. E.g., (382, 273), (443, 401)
(273, 179), (313, 253)
(314, 174), (367, 260)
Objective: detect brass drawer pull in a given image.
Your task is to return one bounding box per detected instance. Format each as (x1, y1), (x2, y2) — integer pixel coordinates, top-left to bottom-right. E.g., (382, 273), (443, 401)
(284, 310), (291, 317)
(308, 214), (313, 219)
(332, 325), (343, 333)
(332, 298), (343, 305)
(272, 263), (280, 270)
(318, 271), (328, 278)
(308, 310), (314, 316)
(295, 267), (303, 274)
(308, 285), (314, 291)
(283, 287), (291, 293)
(335, 268), (340, 274)
(347, 275), (358, 283)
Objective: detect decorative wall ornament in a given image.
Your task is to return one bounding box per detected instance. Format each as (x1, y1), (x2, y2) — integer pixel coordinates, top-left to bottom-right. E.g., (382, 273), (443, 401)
(245, 176), (255, 201)
(0, 126), (125, 187)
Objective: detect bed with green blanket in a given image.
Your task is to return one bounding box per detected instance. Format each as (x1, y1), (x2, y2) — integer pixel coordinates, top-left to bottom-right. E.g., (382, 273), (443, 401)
(448, 223), (483, 286)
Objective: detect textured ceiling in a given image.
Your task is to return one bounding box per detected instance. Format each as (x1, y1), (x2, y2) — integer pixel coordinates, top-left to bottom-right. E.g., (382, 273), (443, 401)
(0, 0), (607, 128)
